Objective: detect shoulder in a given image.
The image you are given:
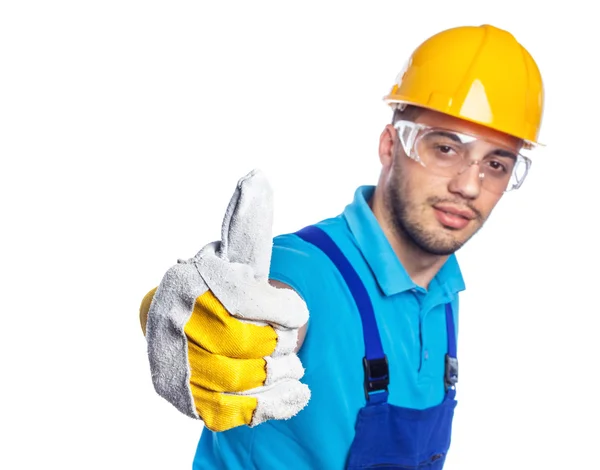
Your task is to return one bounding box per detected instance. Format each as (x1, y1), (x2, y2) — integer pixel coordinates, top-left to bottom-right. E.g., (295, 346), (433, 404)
(269, 216), (349, 301)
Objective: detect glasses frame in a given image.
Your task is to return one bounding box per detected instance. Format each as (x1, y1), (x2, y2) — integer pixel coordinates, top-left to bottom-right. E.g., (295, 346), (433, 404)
(393, 120), (532, 193)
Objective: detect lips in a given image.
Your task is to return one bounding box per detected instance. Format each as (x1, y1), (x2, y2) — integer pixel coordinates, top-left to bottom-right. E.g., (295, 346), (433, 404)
(434, 204), (476, 220)
(433, 204), (476, 230)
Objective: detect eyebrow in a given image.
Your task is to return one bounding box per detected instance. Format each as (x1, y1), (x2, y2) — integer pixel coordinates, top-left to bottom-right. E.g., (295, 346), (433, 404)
(424, 130), (462, 143)
(425, 129), (520, 159)
(491, 149), (518, 160)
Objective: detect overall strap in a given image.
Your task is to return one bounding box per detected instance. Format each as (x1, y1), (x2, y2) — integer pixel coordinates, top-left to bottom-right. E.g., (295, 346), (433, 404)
(295, 225), (389, 405)
(444, 303), (458, 391)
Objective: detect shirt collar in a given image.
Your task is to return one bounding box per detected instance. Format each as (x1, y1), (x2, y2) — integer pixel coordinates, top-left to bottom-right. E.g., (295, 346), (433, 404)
(342, 185), (466, 297)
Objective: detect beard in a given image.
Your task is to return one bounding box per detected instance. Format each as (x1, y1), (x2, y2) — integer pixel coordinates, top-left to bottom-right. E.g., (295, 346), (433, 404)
(384, 164), (485, 256)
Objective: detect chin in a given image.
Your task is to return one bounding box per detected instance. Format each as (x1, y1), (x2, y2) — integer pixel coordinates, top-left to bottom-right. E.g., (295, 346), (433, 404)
(437, 230), (476, 252)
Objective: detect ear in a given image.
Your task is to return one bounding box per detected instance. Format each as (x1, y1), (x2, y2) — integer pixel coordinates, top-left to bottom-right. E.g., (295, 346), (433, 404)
(378, 124), (397, 169)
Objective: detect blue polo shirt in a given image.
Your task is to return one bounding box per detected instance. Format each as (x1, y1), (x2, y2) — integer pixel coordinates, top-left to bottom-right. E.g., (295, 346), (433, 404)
(192, 185), (465, 470)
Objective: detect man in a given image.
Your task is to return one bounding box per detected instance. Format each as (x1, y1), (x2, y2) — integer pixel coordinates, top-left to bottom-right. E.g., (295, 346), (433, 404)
(140, 24), (544, 469)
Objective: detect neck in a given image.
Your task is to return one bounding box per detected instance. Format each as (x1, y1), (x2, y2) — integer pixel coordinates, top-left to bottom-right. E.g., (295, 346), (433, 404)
(369, 187), (448, 290)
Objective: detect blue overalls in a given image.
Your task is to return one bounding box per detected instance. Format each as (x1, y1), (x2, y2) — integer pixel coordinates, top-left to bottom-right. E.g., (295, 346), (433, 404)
(296, 226), (459, 469)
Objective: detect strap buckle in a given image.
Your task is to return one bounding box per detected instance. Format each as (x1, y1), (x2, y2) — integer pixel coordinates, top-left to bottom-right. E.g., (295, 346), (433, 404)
(363, 356), (389, 400)
(444, 354), (459, 390)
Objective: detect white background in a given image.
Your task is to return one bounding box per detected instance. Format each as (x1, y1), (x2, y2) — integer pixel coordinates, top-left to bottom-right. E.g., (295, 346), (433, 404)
(1, 1), (598, 469)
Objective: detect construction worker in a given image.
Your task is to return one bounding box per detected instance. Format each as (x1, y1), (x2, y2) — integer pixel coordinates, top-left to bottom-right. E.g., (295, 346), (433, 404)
(140, 24), (545, 469)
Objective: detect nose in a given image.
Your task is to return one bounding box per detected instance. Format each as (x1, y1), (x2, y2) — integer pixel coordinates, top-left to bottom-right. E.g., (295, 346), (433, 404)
(448, 161), (482, 199)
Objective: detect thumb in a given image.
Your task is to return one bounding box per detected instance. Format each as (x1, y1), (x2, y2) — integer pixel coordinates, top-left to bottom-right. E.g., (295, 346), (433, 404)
(217, 168), (274, 280)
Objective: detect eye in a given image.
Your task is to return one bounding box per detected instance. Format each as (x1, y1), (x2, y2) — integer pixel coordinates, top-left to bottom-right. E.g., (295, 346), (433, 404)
(485, 159), (509, 173)
(435, 145), (457, 155)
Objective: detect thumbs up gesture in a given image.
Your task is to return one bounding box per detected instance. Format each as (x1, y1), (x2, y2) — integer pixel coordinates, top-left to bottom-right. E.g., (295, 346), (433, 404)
(145, 169), (310, 432)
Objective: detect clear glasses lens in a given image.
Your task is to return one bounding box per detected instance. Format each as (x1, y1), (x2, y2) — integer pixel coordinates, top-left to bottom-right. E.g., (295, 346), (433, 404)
(395, 121), (532, 193)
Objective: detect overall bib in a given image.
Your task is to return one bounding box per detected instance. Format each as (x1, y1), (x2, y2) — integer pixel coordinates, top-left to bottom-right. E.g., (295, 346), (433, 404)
(296, 226), (458, 469)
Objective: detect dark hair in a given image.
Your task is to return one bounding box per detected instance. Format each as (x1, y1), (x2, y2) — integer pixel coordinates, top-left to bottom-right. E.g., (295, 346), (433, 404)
(391, 104), (423, 124)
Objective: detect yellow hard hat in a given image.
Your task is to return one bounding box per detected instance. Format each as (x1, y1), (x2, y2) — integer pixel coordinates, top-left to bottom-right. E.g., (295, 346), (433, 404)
(384, 24), (544, 148)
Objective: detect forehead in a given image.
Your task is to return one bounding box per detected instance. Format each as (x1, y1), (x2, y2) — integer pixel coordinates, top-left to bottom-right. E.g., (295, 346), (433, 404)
(414, 109), (522, 150)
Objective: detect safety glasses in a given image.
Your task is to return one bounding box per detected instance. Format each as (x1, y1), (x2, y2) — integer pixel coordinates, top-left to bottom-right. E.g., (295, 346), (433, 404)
(394, 120), (532, 193)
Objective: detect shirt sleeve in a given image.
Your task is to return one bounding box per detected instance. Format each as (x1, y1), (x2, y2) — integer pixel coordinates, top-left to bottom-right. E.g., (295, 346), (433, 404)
(268, 233), (316, 305)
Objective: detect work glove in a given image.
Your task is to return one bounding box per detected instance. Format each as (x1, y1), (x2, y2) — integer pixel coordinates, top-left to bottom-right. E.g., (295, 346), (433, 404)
(144, 169), (310, 432)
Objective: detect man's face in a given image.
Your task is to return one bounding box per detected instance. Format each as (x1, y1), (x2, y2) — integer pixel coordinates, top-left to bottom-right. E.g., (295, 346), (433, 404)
(381, 109), (522, 256)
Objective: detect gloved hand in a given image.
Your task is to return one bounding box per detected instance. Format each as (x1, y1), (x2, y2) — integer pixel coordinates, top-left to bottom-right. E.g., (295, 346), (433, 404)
(144, 169), (310, 432)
